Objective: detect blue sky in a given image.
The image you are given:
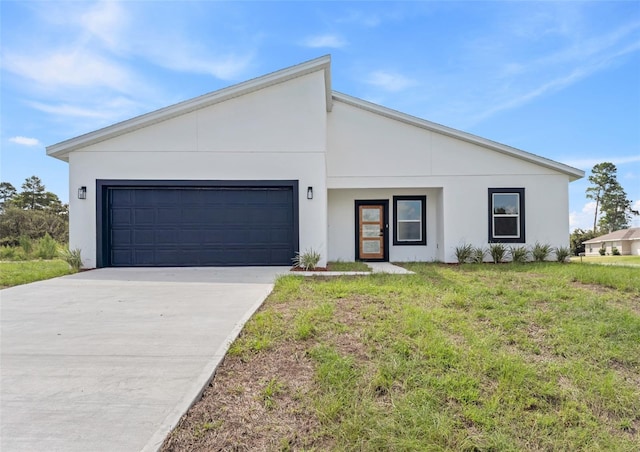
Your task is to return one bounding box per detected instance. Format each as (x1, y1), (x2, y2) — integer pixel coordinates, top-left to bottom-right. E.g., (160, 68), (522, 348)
(2, 0), (639, 230)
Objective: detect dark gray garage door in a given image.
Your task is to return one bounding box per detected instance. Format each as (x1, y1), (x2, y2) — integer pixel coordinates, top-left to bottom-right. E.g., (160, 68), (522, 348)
(106, 185), (296, 266)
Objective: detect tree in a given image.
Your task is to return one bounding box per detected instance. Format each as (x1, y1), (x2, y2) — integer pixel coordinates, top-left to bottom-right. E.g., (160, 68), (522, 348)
(599, 182), (639, 232)
(0, 176), (69, 245)
(11, 176), (48, 210)
(0, 182), (17, 211)
(586, 162), (616, 232)
(585, 162), (638, 233)
(569, 228), (598, 256)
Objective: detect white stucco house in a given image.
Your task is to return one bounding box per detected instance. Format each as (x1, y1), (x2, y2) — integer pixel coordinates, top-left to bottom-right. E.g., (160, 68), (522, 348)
(583, 227), (640, 256)
(46, 55), (584, 268)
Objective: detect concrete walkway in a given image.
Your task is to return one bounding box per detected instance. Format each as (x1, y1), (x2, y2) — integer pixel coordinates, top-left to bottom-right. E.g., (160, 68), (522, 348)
(1, 267), (288, 452)
(293, 262), (415, 276)
(366, 262), (415, 274)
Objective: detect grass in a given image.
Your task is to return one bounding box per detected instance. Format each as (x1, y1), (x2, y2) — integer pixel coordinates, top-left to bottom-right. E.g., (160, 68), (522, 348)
(163, 263), (640, 451)
(0, 259), (75, 288)
(327, 260), (371, 271)
(571, 255), (640, 266)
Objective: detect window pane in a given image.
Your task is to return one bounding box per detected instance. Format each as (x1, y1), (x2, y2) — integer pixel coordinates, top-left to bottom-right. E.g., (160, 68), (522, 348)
(397, 200), (421, 221)
(397, 222), (421, 241)
(362, 224), (380, 238)
(493, 194), (519, 215)
(362, 240), (381, 254)
(362, 207), (380, 222)
(494, 217), (518, 237)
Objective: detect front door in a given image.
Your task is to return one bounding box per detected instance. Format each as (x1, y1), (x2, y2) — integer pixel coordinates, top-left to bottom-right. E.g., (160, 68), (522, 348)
(355, 200), (389, 261)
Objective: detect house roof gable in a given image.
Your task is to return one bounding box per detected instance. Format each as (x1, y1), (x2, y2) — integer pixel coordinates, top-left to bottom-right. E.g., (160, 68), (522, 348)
(332, 92), (584, 181)
(46, 55), (333, 160)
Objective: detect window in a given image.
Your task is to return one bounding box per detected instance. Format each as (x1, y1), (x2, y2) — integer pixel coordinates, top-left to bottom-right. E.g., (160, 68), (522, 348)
(393, 196), (426, 245)
(488, 188), (525, 243)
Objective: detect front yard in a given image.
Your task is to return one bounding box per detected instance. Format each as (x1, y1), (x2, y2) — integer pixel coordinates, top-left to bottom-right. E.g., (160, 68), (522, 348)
(0, 260), (75, 289)
(571, 255), (640, 266)
(163, 263), (639, 451)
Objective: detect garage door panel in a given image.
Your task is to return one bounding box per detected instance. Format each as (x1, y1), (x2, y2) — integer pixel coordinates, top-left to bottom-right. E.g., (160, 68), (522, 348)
(107, 186), (296, 266)
(111, 229), (131, 245)
(157, 208), (180, 223)
(155, 229), (178, 244)
(111, 209), (132, 225)
(111, 249), (133, 266)
(134, 229), (155, 245)
(111, 189), (133, 205)
(134, 209), (155, 224)
(133, 250), (155, 265)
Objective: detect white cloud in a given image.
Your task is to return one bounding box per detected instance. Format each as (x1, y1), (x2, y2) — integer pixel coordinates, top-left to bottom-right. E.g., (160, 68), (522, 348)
(78, 1), (130, 53)
(28, 96), (145, 123)
(3, 49), (137, 94)
(9, 136), (41, 146)
(139, 46), (253, 80)
(366, 70), (417, 92)
(302, 34), (347, 48)
(560, 155), (640, 169)
(632, 200), (640, 227)
(466, 18), (640, 124)
(569, 201), (597, 231)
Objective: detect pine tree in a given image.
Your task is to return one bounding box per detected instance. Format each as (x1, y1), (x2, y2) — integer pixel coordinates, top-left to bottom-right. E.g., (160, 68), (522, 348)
(586, 162), (638, 233)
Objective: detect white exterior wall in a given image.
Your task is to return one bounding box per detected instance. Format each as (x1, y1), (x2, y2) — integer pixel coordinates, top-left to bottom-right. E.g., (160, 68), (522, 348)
(439, 175), (569, 261)
(585, 240), (637, 256)
(328, 188), (443, 262)
(68, 71), (328, 268)
(61, 66), (578, 267)
(327, 101), (572, 262)
(584, 242), (603, 255)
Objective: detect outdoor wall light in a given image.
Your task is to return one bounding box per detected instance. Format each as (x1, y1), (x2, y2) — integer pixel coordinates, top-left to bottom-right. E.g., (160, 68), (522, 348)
(78, 186), (87, 200)
(307, 186), (313, 200)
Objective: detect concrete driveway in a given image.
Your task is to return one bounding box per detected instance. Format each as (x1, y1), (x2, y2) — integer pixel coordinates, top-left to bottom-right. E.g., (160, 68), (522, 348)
(1, 267), (288, 452)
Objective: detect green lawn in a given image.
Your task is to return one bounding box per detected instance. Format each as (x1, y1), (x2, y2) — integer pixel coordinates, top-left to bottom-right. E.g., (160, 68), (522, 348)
(0, 259), (75, 288)
(164, 263), (640, 451)
(327, 260), (371, 271)
(571, 255), (640, 266)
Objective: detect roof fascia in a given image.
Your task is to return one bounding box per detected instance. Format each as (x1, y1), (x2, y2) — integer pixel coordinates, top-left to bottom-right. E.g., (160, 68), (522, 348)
(47, 55), (333, 160)
(332, 92), (585, 181)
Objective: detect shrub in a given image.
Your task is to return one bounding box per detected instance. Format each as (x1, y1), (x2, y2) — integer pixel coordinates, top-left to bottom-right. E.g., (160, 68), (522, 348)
(0, 245), (16, 260)
(532, 242), (552, 262)
(35, 233), (59, 260)
(454, 244), (473, 264)
(60, 248), (82, 271)
(292, 248), (321, 271)
(19, 235), (33, 255)
(489, 243), (507, 264)
(599, 246), (606, 256)
(612, 247), (620, 256)
(470, 247), (487, 263)
(0, 245), (28, 261)
(555, 246), (570, 263)
(509, 245), (529, 264)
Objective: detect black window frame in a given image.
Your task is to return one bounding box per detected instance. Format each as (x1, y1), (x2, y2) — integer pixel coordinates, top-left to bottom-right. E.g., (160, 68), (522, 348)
(488, 188), (525, 243)
(393, 195), (427, 246)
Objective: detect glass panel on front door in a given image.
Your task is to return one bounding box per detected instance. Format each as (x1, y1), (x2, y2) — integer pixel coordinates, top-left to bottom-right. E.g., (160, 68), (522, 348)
(359, 205), (384, 260)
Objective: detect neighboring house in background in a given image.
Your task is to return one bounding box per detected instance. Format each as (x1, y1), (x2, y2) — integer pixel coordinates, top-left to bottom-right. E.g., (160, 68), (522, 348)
(46, 55), (584, 268)
(582, 228), (640, 256)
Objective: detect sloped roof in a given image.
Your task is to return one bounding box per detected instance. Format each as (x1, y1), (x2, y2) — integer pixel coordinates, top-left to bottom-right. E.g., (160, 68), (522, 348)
(332, 92), (584, 180)
(45, 55), (584, 181)
(583, 227), (640, 243)
(47, 55), (333, 159)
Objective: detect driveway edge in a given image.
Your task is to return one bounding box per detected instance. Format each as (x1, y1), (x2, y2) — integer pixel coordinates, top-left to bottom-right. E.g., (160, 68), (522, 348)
(141, 284), (275, 452)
